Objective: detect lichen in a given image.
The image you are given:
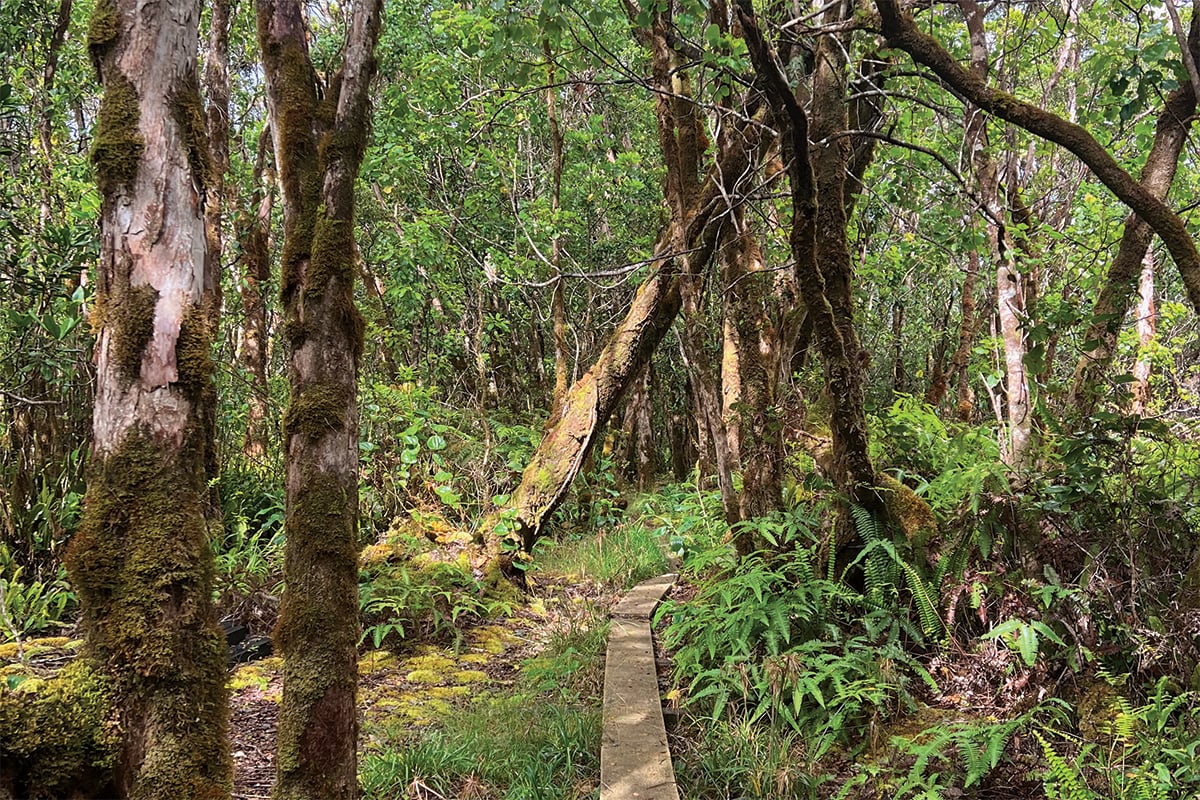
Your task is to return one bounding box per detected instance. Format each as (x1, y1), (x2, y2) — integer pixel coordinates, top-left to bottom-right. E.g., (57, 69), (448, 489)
(281, 382), (352, 441)
(91, 70), (143, 195)
(110, 283), (157, 380)
(64, 427), (230, 796)
(0, 659), (120, 799)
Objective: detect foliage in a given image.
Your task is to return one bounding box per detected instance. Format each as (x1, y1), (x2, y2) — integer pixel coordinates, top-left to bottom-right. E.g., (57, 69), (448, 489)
(1037, 677), (1200, 800)
(0, 544), (74, 642)
(359, 556), (514, 651)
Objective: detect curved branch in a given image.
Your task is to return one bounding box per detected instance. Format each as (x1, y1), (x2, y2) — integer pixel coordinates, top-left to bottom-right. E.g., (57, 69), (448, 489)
(875, 0), (1200, 314)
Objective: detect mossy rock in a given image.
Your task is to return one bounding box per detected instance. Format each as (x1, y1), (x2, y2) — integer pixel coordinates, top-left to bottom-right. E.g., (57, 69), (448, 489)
(0, 660), (119, 799)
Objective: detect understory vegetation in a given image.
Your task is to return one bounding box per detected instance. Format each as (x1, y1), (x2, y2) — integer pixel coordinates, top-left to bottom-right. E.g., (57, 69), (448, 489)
(3, 0), (1200, 798)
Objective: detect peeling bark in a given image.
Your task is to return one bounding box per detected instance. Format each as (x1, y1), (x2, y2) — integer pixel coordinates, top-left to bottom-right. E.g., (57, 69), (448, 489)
(1131, 251), (1157, 416)
(70, 0), (231, 795)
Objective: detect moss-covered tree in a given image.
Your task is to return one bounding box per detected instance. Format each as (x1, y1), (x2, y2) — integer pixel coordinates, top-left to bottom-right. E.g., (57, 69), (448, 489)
(256, 0), (383, 798)
(64, 0), (232, 796)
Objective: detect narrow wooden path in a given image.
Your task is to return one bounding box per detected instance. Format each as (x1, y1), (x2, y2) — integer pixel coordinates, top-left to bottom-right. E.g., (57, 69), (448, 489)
(600, 573), (679, 800)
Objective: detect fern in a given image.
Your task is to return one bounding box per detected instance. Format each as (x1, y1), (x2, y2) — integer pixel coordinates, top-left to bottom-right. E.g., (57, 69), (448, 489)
(850, 503), (897, 608)
(1036, 730), (1093, 800)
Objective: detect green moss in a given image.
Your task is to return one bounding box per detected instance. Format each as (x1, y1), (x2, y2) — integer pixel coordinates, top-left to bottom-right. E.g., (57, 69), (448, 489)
(169, 72), (213, 192)
(453, 670), (489, 684)
(109, 283), (157, 380)
(0, 659), (119, 798)
(406, 669), (444, 684)
(64, 428), (230, 795)
(281, 382), (352, 440)
(272, 469), (359, 793)
(176, 304), (215, 391)
(91, 70), (143, 194)
(86, 0), (119, 59)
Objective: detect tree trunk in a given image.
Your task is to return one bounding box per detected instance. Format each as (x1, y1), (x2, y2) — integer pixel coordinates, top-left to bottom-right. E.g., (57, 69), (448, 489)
(1067, 55), (1196, 415)
(257, 1), (382, 798)
(960, 0), (1032, 471)
(239, 129), (275, 460)
(66, 0), (231, 795)
(1131, 250), (1157, 416)
(737, 0), (882, 525)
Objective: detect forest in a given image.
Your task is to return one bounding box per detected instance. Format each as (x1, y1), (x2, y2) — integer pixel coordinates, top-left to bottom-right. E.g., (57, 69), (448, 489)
(1, 0), (1199, 797)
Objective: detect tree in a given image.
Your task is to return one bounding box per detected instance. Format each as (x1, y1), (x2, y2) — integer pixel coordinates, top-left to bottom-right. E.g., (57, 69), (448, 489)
(64, 0), (231, 795)
(256, 0), (383, 797)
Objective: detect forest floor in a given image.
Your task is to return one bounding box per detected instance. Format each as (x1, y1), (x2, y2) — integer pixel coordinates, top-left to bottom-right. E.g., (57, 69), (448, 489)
(227, 563), (621, 800)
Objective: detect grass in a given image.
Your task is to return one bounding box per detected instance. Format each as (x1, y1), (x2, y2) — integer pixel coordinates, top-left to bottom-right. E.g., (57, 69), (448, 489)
(532, 518), (671, 589)
(360, 603), (609, 800)
(672, 716), (822, 800)
(360, 697), (600, 799)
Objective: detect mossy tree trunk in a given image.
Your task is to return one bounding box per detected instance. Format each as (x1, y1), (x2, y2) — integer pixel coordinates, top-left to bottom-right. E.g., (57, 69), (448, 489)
(238, 129), (275, 461)
(65, 0), (231, 796)
(736, 0), (883, 526)
(257, 1), (383, 798)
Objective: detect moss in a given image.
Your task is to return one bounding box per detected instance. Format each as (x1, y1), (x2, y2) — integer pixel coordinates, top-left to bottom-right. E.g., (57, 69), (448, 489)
(428, 685), (470, 700)
(227, 665), (270, 693)
(405, 669), (444, 684)
(281, 382), (352, 441)
(453, 670), (489, 684)
(358, 651), (399, 675)
(404, 654), (455, 674)
(86, 0), (119, 61)
(0, 637), (72, 662)
(272, 468), (359, 795)
(64, 428), (230, 795)
(0, 659), (120, 799)
(169, 72), (213, 192)
(880, 474), (938, 557)
(175, 304), (214, 391)
(91, 70), (143, 195)
(109, 283), (157, 380)
(459, 653), (492, 666)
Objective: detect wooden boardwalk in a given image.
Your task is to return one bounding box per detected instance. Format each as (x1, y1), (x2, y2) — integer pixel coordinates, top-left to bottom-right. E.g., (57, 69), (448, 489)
(600, 573), (680, 800)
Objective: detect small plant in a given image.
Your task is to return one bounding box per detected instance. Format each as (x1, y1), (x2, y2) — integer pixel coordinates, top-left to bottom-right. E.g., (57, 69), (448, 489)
(0, 545), (75, 641)
(359, 559), (513, 650)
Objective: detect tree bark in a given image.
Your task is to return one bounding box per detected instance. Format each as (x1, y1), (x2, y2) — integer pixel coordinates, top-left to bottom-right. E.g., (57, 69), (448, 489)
(239, 128), (275, 460)
(960, 0), (1032, 471)
(66, 0), (231, 795)
(1131, 251), (1157, 416)
(736, 0), (882, 522)
(257, 1), (383, 798)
